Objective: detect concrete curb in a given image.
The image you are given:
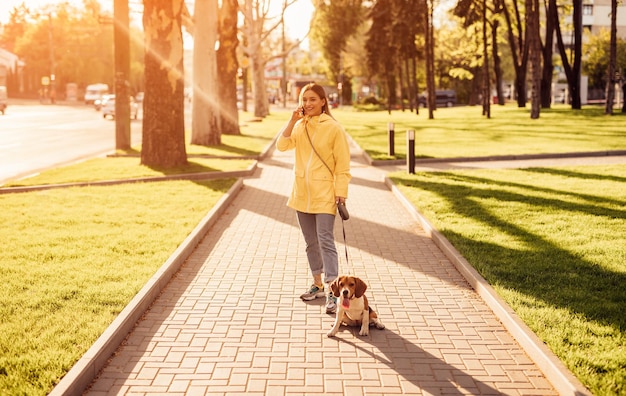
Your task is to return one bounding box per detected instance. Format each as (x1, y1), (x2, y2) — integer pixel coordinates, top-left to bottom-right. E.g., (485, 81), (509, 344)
(0, 164), (257, 195)
(49, 177), (244, 395)
(364, 149), (626, 167)
(383, 175), (592, 396)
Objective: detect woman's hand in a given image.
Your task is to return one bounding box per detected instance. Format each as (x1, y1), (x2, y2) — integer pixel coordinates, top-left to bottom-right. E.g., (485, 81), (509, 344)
(281, 107), (304, 137)
(290, 107), (305, 123)
(336, 196), (346, 204)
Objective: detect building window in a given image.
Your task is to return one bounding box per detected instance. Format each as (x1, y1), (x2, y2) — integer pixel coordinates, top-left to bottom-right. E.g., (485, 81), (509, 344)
(583, 4), (593, 15)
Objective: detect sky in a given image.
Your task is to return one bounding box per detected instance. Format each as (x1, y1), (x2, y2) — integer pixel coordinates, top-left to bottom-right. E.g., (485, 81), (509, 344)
(0, 0), (315, 42)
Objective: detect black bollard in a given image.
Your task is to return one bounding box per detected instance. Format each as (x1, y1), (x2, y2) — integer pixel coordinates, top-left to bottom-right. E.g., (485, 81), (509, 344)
(407, 129), (415, 174)
(388, 122), (395, 156)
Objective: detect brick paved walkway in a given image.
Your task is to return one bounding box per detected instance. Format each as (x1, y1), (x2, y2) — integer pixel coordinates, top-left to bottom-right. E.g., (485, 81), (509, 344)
(80, 144), (581, 395)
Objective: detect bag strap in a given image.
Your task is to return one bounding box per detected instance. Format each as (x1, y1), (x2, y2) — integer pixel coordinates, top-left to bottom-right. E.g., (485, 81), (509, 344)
(304, 123), (334, 176)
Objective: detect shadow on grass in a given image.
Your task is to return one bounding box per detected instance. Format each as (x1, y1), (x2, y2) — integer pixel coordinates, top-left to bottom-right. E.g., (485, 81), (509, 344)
(189, 142), (259, 157)
(390, 170), (626, 332)
(526, 167), (626, 183)
(143, 159), (247, 176)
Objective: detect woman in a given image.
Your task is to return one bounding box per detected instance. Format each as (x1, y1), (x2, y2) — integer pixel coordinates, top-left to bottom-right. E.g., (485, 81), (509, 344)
(276, 83), (352, 314)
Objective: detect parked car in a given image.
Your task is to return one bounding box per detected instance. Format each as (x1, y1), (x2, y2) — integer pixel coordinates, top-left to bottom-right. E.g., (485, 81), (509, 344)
(102, 95), (139, 120)
(0, 86), (7, 115)
(94, 94), (113, 111)
(418, 89), (457, 108)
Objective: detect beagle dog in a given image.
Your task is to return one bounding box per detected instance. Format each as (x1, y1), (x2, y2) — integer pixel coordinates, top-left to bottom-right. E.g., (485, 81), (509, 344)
(327, 276), (385, 337)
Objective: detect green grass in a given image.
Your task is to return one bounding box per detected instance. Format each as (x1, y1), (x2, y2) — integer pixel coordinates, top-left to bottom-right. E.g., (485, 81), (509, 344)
(0, 179), (236, 394)
(336, 104), (626, 160)
(389, 164), (626, 396)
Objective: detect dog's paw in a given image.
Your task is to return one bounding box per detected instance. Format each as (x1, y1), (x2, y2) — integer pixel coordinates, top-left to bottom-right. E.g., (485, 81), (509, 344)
(327, 330), (338, 338)
(359, 328), (369, 336)
(375, 322), (385, 330)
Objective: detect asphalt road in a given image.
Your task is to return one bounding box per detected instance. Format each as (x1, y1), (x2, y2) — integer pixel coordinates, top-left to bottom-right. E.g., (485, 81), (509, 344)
(0, 100), (143, 184)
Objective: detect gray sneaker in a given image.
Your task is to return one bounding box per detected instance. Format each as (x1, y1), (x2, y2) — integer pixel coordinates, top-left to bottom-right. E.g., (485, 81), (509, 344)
(325, 292), (337, 314)
(300, 284), (325, 301)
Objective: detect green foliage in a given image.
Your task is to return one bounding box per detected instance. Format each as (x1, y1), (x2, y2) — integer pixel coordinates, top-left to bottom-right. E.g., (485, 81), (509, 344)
(310, 0), (366, 82)
(583, 29), (626, 89)
(2, 1), (145, 96)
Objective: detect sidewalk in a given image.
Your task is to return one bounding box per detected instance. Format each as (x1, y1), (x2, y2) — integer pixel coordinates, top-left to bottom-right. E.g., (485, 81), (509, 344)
(55, 142), (597, 395)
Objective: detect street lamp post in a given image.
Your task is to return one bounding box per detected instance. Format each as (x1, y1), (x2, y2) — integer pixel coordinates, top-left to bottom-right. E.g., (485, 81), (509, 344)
(48, 13), (56, 104)
(114, 0), (131, 150)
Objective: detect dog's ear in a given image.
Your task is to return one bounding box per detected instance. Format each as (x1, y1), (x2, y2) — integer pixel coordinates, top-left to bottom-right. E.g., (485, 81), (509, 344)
(330, 278), (341, 297)
(354, 277), (367, 298)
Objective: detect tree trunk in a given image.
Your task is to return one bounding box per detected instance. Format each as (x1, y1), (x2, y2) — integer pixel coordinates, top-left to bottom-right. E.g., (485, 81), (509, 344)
(482, 0), (491, 118)
(540, 0), (556, 108)
(571, 0), (583, 109)
(252, 55), (269, 118)
(191, 0), (221, 146)
(114, 0), (131, 150)
(426, 0), (436, 118)
(141, 0), (187, 168)
(492, 19), (505, 106)
(527, 0), (542, 118)
(217, 0), (240, 134)
(398, 63), (406, 111)
(502, 0), (529, 107)
(604, 0), (617, 115)
(411, 55), (419, 115)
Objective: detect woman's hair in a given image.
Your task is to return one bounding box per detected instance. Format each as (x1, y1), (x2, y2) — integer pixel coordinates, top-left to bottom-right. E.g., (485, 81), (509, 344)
(299, 82), (333, 117)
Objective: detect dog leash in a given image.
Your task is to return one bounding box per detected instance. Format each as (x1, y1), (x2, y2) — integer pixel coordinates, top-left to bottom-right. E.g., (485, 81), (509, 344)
(340, 217), (349, 265)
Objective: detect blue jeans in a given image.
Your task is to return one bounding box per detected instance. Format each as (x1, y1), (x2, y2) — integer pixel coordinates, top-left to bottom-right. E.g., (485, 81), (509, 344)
(296, 211), (338, 284)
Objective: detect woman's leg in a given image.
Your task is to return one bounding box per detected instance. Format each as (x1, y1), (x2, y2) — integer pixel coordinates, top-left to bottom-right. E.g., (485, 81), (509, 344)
(315, 213), (338, 284)
(296, 211), (324, 280)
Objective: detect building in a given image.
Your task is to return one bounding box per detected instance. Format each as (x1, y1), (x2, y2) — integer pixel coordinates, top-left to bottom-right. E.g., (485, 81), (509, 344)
(582, 0), (626, 37)
(0, 48), (24, 92)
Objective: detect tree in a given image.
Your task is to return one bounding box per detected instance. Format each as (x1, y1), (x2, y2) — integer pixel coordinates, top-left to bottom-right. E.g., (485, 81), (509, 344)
(540, 0), (557, 108)
(365, 0), (422, 114)
(526, 0), (541, 118)
(4, 1), (143, 99)
(492, 11), (505, 106)
(191, 0), (221, 146)
(583, 31), (626, 92)
(239, 0), (290, 118)
(501, 0), (529, 107)
(604, 0), (618, 115)
(365, 0), (399, 113)
(141, 0), (187, 167)
(481, 0), (491, 118)
(0, 3), (30, 53)
(425, 0), (436, 117)
(114, 0), (131, 150)
(310, 0), (365, 103)
(217, 0), (241, 135)
(554, 0), (583, 109)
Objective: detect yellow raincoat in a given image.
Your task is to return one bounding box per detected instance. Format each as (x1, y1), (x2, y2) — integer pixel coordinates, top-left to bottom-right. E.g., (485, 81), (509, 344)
(276, 113), (352, 215)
